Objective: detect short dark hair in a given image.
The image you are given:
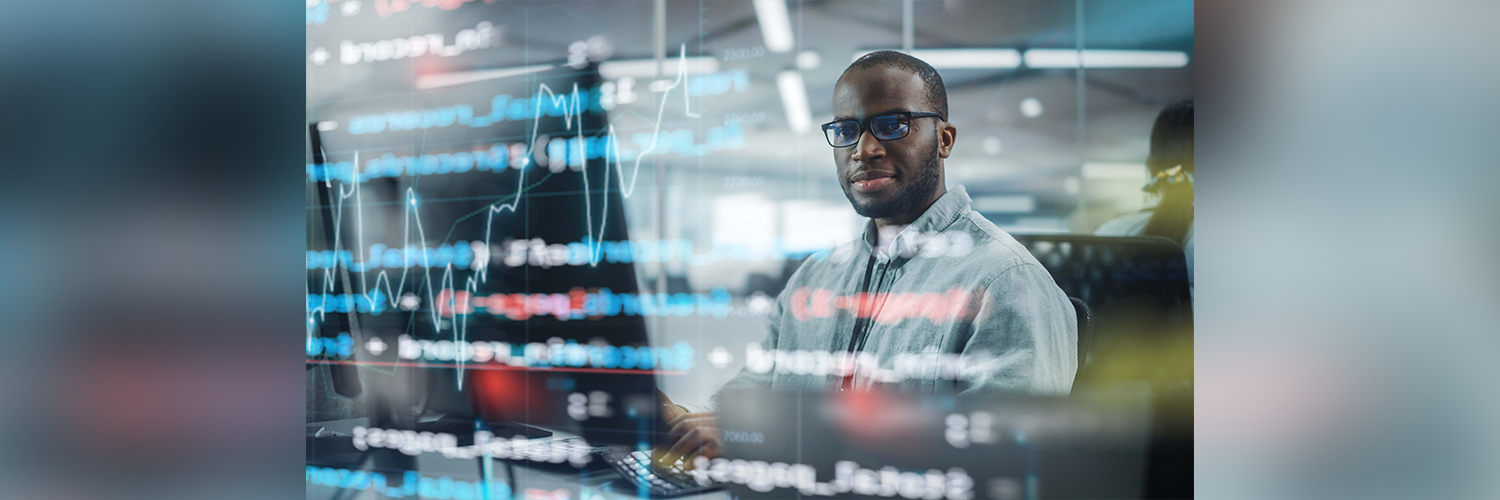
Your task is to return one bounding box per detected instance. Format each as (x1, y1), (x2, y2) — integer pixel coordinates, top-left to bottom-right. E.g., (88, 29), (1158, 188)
(1146, 100), (1193, 173)
(1142, 99), (1194, 244)
(840, 50), (948, 120)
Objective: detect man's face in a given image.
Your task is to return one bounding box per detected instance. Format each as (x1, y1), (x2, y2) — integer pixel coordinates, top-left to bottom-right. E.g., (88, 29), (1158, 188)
(831, 66), (953, 220)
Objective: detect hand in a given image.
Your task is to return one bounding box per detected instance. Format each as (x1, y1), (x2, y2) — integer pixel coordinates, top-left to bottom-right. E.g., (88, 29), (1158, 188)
(654, 391), (722, 468)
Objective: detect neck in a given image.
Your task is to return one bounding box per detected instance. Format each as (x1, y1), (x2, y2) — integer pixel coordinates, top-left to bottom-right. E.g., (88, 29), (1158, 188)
(873, 184), (946, 230)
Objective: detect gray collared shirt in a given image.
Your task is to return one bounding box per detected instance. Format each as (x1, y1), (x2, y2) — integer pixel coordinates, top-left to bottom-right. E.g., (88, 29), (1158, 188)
(713, 186), (1076, 404)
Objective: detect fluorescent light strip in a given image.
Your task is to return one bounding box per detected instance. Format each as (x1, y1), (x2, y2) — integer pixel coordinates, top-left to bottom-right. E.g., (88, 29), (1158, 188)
(597, 57), (719, 79)
(851, 49), (1021, 69)
(414, 64), (555, 90)
(1082, 162), (1149, 180)
(776, 71), (812, 133)
(911, 49), (1022, 68)
(1023, 49), (1189, 68)
(971, 195), (1036, 213)
(753, 0), (795, 53)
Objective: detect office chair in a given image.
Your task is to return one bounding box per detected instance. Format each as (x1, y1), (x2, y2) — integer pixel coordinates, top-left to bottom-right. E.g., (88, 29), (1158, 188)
(1011, 234), (1191, 318)
(1069, 296), (1093, 383)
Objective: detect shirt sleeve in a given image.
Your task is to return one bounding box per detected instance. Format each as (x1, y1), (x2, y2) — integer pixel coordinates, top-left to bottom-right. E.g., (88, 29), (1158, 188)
(958, 263), (1078, 395)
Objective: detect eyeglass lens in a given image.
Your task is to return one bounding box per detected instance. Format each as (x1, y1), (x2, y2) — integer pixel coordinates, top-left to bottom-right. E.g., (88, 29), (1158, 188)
(825, 114), (911, 147)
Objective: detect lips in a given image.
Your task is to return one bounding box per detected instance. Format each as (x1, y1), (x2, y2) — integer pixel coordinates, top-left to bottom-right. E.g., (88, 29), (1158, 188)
(849, 171), (896, 193)
(852, 177), (894, 192)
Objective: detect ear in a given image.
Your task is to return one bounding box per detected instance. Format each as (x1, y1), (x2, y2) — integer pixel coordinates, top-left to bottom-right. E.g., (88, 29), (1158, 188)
(937, 121), (958, 159)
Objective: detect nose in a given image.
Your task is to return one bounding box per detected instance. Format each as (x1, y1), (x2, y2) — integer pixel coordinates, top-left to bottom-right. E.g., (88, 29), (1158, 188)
(849, 129), (885, 163)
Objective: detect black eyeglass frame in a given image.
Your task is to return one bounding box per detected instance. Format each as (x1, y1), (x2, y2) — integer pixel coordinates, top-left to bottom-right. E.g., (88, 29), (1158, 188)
(820, 111), (946, 148)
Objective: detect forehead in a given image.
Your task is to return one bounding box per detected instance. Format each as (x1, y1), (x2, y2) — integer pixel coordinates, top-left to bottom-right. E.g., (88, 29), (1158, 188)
(832, 65), (926, 119)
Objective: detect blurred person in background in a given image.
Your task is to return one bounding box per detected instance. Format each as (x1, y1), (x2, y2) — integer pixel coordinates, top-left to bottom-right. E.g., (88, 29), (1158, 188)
(656, 50), (1077, 465)
(1096, 100), (1194, 291)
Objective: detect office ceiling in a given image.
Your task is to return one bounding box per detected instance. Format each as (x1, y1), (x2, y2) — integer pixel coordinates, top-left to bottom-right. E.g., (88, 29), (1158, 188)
(308, 0), (1193, 220)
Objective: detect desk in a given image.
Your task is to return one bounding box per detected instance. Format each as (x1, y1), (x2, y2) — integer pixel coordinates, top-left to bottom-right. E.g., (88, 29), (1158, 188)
(306, 418), (728, 500)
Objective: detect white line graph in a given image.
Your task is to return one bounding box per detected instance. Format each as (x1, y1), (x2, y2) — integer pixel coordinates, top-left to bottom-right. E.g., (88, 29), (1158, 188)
(310, 45), (700, 388)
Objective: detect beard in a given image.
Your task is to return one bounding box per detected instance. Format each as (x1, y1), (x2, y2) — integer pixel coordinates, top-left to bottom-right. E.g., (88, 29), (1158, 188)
(842, 138), (942, 219)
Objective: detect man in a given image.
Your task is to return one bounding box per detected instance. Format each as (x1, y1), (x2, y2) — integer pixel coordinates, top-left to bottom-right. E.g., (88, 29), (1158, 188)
(657, 51), (1076, 464)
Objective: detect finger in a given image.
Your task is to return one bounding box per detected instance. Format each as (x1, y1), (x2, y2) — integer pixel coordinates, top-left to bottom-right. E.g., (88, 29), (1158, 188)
(659, 414), (696, 451)
(661, 403), (685, 422)
(661, 427), (705, 466)
(665, 416), (702, 443)
(694, 435), (722, 460)
(666, 414), (696, 438)
(667, 413), (716, 440)
(651, 427), (690, 464)
(671, 410), (716, 422)
(667, 410), (713, 427)
(682, 428), (722, 464)
(666, 427), (705, 464)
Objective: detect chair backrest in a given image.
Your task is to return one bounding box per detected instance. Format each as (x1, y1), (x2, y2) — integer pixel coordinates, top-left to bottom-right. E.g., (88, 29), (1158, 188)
(1069, 296), (1094, 372)
(1013, 234), (1192, 393)
(1011, 234), (1192, 325)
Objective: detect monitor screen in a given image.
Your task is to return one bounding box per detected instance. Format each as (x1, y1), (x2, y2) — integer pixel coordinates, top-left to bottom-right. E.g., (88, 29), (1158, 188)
(307, 62), (665, 446)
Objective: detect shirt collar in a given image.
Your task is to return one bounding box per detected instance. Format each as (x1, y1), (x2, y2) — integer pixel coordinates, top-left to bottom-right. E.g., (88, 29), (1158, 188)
(861, 185), (972, 261)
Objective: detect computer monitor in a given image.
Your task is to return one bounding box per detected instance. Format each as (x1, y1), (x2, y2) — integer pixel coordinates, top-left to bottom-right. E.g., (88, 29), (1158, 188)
(306, 62), (664, 448)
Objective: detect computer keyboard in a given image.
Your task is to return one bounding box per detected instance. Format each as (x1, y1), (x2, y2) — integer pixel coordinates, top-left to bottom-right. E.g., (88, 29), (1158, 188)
(598, 447), (722, 497)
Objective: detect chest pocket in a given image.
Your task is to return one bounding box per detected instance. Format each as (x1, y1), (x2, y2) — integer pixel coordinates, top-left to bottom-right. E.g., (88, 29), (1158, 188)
(861, 262), (971, 391)
(862, 315), (954, 392)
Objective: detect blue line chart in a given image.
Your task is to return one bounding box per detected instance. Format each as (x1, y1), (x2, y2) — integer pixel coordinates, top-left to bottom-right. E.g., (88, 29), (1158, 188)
(309, 45), (701, 388)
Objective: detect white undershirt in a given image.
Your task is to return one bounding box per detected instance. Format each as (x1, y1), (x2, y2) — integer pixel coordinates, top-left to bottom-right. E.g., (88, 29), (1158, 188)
(874, 224), (908, 259)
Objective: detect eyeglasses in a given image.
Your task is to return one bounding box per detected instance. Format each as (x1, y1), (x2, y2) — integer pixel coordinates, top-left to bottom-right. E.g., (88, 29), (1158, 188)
(821, 111), (945, 148)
